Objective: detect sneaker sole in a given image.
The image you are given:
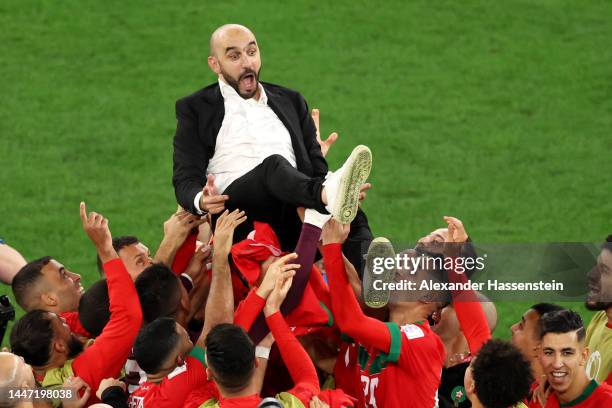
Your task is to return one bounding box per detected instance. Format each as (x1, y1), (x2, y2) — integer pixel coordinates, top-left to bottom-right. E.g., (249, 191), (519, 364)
(363, 237), (395, 308)
(331, 145), (372, 224)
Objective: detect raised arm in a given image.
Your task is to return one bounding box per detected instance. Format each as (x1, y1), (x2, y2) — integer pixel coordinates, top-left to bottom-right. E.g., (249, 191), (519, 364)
(73, 202), (142, 399)
(264, 272), (319, 403)
(443, 216), (490, 355)
(198, 209), (246, 347)
(322, 219), (391, 353)
(234, 253), (300, 332)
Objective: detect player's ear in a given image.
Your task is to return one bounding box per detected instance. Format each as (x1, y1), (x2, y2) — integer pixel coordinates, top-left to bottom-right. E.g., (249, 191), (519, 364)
(53, 339), (67, 355)
(580, 346), (589, 366)
(205, 367), (213, 381)
(208, 56), (220, 74)
(41, 292), (58, 307)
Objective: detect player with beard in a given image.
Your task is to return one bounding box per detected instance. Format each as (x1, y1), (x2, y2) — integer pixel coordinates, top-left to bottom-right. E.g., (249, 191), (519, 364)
(172, 23), (373, 277)
(529, 309), (612, 407)
(584, 235), (612, 385)
(9, 203), (142, 407)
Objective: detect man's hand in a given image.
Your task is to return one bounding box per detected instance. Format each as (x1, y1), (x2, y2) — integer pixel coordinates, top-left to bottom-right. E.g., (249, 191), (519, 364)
(213, 209), (247, 257)
(79, 202), (116, 262)
(256, 253), (300, 299)
(444, 216), (469, 243)
(200, 175), (229, 214)
(96, 377), (126, 400)
(321, 219), (350, 245)
(61, 376), (91, 408)
(359, 182), (372, 202)
(311, 108), (338, 158)
(164, 209), (207, 243)
(264, 270), (295, 316)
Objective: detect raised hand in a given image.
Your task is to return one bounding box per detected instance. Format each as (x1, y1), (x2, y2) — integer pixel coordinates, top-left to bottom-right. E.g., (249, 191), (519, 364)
(163, 208), (207, 243)
(213, 209), (247, 257)
(311, 108), (338, 158)
(443, 216), (469, 243)
(321, 218), (350, 245)
(79, 202), (116, 262)
(256, 253), (300, 299)
(264, 270), (295, 315)
(199, 174), (229, 214)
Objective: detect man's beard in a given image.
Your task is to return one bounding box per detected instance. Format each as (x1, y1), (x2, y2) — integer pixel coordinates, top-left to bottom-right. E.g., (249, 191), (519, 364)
(67, 335), (84, 358)
(220, 66), (261, 99)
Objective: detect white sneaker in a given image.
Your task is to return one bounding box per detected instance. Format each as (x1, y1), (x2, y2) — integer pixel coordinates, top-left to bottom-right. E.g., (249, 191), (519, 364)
(323, 145), (372, 224)
(363, 237), (395, 308)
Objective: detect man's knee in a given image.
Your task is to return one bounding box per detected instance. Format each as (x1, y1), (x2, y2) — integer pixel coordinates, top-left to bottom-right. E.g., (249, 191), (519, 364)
(261, 154), (290, 171)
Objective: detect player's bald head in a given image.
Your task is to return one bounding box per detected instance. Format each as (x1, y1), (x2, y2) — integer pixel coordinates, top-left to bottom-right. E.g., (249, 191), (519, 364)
(209, 24), (256, 57)
(0, 352), (35, 388)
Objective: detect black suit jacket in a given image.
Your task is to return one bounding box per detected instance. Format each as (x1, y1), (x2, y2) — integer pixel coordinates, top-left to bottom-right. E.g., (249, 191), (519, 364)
(172, 81), (329, 214)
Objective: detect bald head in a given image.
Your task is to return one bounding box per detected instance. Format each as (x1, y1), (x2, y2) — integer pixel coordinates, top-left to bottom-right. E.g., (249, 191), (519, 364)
(209, 24), (256, 57)
(0, 352), (35, 389)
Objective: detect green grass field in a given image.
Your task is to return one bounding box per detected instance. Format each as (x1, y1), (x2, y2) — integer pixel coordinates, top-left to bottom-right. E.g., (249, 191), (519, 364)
(1, 1), (610, 346)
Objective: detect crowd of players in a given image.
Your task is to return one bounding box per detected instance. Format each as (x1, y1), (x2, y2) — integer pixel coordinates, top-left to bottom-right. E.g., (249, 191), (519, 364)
(0, 149), (611, 408)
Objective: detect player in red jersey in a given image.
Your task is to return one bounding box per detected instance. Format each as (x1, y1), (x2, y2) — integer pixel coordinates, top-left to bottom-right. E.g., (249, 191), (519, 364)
(128, 209), (247, 408)
(324, 215), (493, 408)
(9, 203), (143, 407)
(529, 310), (612, 407)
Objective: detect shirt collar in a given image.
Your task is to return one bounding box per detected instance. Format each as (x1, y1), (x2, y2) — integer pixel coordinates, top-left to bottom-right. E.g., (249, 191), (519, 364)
(218, 78), (267, 105)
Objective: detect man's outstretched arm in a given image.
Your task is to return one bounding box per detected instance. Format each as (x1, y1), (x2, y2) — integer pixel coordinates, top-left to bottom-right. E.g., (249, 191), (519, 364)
(322, 220), (392, 353)
(73, 203), (142, 401)
(198, 209), (247, 347)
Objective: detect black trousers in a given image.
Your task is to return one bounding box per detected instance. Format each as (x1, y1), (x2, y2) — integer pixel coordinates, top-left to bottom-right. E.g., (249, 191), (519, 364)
(214, 154), (373, 278)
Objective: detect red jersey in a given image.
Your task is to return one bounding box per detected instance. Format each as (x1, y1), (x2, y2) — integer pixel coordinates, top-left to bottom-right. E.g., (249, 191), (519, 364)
(128, 346), (217, 408)
(540, 380), (612, 407)
(356, 321), (445, 408)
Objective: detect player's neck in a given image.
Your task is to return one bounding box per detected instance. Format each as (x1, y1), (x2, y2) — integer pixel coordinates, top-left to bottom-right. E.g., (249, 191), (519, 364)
(556, 373), (591, 404)
(389, 302), (430, 325)
(219, 379), (259, 399)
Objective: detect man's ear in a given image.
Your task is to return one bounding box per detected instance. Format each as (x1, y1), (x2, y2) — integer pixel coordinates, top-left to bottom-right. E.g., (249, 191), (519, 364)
(205, 367), (214, 381)
(208, 56), (220, 75)
(53, 338), (67, 355)
(580, 346), (589, 366)
(41, 292), (59, 308)
(467, 379), (476, 394)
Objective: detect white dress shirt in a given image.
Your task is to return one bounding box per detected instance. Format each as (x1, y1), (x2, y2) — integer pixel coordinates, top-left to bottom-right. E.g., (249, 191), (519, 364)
(194, 79), (296, 213)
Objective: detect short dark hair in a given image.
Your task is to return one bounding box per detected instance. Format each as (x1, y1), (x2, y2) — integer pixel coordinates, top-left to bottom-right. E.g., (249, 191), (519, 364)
(135, 263), (181, 324)
(78, 279), (109, 337)
(133, 317), (179, 373)
(540, 309), (585, 342)
(97, 236), (140, 274)
(10, 310), (54, 366)
(11, 256), (52, 310)
(530, 303), (565, 318)
(205, 323), (255, 391)
(472, 339), (533, 408)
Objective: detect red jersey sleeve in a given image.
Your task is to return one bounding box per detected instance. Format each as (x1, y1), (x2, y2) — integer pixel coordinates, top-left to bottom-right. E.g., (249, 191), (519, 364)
(59, 311), (91, 338)
(447, 258), (491, 355)
(266, 311), (319, 404)
(171, 230), (198, 275)
(322, 243), (391, 353)
(73, 258), (142, 403)
(233, 287), (266, 332)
